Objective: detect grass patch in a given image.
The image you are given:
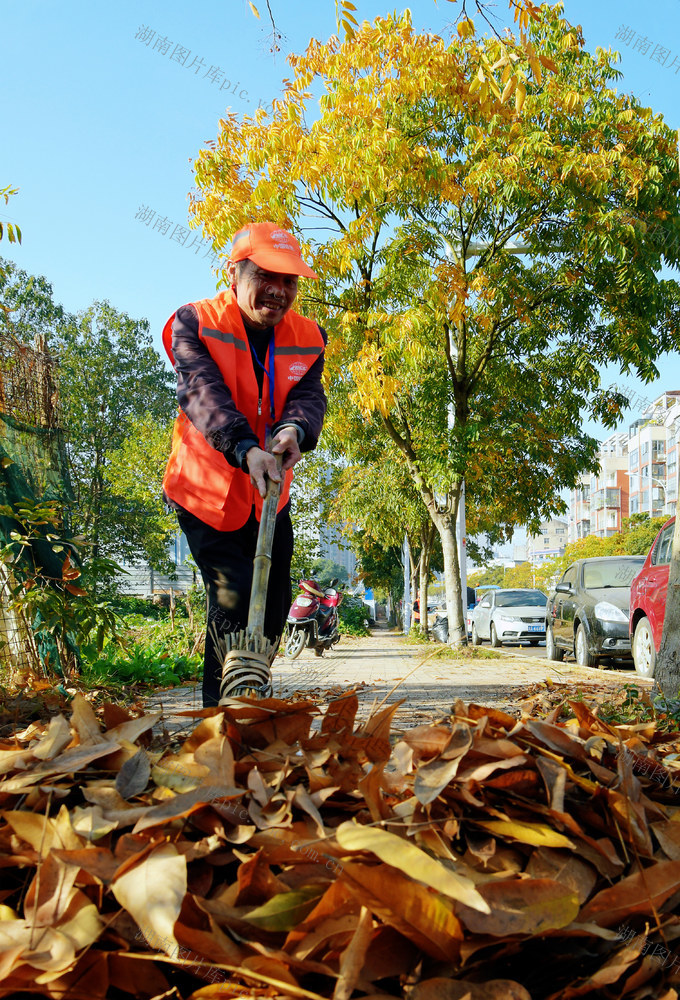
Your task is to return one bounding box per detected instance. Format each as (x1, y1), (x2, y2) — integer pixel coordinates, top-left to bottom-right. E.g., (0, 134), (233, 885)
(405, 630), (503, 659)
(598, 682), (680, 732)
(428, 644), (503, 661)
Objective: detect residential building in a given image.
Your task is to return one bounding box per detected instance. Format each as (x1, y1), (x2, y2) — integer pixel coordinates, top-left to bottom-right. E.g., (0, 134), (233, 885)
(589, 432), (630, 538)
(526, 518), (568, 564)
(512, 543), (528, 564)
(569, 432), (629, 542)
(116, 532), (195, 597)
(318, 522), (357, 582)
(627, 391), (680, 519)
(569, 474), (591, 543)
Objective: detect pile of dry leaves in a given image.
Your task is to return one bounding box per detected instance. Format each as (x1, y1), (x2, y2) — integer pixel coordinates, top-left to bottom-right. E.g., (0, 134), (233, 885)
(2, 689), (680, 1000)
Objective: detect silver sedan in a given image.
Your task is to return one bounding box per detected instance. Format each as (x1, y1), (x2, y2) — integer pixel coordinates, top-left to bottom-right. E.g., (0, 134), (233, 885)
(471, 588), (548, 647)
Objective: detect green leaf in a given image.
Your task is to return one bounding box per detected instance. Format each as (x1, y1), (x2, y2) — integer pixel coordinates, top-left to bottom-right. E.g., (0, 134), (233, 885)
(244, 887), (323, 930)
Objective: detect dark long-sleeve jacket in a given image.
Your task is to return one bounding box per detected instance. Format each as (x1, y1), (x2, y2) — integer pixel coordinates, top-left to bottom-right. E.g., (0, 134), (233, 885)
(170, 303), (327, 472)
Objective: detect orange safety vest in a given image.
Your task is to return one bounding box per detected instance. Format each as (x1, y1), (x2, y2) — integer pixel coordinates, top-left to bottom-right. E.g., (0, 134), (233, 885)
(162, 289), (325, 531)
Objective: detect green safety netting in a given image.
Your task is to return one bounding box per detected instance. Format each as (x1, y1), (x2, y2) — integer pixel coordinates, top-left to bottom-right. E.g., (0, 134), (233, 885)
(0, 333), (73, 678)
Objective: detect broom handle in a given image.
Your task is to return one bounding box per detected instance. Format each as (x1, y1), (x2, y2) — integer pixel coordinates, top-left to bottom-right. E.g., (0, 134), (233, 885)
(247, 453), (283, 636)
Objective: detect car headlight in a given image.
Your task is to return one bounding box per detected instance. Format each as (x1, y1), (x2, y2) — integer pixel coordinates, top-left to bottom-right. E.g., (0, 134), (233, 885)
(594, 601), (629, 623)
(495, 616), (518, 628)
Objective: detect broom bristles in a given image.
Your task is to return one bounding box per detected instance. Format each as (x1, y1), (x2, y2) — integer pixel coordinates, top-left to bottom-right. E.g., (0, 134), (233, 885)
(215, 628), (279, 702)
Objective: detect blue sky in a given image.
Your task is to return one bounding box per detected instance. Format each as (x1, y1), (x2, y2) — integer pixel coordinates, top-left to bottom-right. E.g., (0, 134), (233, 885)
(2, 0), (680, 443)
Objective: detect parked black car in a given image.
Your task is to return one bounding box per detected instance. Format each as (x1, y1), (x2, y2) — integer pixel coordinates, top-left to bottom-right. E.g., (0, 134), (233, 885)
(546, 555), (645, 667)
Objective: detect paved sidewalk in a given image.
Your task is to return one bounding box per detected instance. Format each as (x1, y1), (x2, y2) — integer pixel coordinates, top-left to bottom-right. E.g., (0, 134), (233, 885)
(145, 627), (645, 738)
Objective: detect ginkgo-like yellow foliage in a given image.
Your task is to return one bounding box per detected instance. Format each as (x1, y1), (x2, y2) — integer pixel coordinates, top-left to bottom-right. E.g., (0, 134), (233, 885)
(191, 5), (680, 641)
(249, 0), (548, 46)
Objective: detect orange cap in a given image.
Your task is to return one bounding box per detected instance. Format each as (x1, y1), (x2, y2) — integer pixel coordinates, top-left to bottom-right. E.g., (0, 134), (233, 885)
(230, 223), (319, 279)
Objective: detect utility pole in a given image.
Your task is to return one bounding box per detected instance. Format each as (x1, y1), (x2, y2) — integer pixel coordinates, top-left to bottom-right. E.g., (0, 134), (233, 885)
(402, 534), (411, 633)
(458, 480), (467, 610)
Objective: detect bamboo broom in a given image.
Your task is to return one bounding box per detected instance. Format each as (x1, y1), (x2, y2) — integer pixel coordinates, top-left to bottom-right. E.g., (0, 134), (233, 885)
(218, 454), (282, 701)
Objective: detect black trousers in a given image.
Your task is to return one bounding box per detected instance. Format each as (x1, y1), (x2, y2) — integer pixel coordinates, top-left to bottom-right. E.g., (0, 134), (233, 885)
(177, 506), (294, 706)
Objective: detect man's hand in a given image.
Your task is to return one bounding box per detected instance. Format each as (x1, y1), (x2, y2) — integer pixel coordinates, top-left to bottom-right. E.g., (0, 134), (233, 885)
(246, 447), (282, 499)
(271, 427), (302, 472)
(246, 429), (300, 498)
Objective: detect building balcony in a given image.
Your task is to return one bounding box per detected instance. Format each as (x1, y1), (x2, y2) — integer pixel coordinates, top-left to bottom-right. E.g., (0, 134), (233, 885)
(590, 488), (621, 512)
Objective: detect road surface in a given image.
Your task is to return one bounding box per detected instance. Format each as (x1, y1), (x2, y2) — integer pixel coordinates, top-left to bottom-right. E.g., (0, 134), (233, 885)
(146, 627), (648, 737)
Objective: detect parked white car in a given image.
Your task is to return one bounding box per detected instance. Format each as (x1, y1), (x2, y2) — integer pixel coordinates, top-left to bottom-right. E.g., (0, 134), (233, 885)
(471, 588), (548, 647)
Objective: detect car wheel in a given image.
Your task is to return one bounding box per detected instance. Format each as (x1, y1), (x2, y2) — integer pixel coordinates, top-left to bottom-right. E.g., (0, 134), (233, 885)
(546, 625), (565, 662)
(633, 617), (656, 679)
(575, 624), (597, 668)
(471, 623), (482, 646)
(490, 623), (501, 648)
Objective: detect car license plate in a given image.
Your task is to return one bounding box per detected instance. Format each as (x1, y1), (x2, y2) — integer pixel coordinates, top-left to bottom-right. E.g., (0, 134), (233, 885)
(528, 624), (544, 633)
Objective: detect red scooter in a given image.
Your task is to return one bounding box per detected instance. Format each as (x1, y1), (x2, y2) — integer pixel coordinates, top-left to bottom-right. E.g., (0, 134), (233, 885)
(284, 577), (343, 659)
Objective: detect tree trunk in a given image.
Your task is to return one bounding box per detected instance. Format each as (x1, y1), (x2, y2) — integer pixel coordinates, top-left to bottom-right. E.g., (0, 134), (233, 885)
(418, 521), (435, 637)
(411, 547), (419, 632)
(430, 491), (465, 646)
(653, 492), (680, 696)
(380, 413), (465, 644)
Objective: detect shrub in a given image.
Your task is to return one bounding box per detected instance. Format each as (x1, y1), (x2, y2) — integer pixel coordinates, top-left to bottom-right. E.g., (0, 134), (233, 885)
(80, 599), (206, 690)
(339, 598), (370, 637)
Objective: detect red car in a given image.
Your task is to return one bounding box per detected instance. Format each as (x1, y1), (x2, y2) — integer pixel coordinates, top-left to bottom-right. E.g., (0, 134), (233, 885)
(629, 516), (675, 678)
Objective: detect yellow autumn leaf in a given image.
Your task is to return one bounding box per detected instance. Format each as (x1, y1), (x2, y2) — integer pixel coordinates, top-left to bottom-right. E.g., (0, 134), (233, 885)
(474, 819), (575, 848)
(501, 73), (517, 104)
(248, 2), (260, 18)
(515, 81), (526, 113)
(528, 56), (542, 85)
(111, 843), (187, 956)
(335, 821), (490, 913)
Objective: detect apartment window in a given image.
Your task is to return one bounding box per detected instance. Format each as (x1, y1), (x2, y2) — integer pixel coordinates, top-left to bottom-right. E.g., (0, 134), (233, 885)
(630, 498), (639, 514)
(641, 441), (649, 457)
(653, 439), (666, 455)
(555, 528), (565, 535)
(630, 451), (639, 470)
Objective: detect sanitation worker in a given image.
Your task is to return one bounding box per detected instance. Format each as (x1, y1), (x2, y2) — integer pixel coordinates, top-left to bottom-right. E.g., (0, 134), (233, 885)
(162, 223), (326, 704)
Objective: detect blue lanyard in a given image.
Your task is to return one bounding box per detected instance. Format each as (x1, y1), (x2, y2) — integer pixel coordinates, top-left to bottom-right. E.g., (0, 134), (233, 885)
(249, 330), (276, 420)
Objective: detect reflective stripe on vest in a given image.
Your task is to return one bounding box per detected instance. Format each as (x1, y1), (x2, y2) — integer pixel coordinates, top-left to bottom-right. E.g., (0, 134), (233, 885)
(162, 289), (324, 531)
